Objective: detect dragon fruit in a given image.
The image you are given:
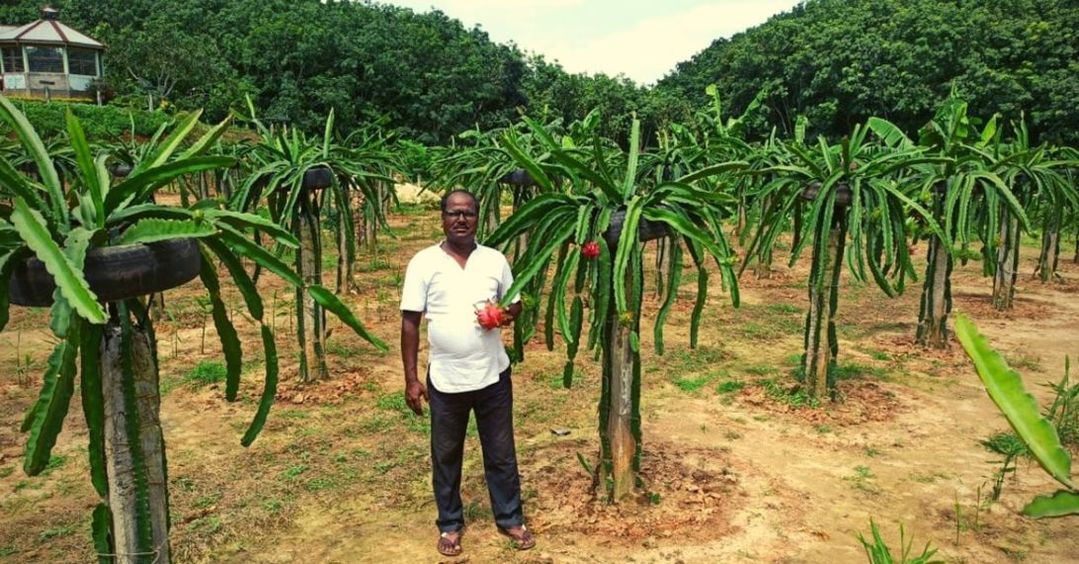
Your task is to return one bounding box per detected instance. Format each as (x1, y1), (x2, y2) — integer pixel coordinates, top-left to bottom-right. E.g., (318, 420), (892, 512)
(580, 240), (600, 260)
(476, 300), (505, 330)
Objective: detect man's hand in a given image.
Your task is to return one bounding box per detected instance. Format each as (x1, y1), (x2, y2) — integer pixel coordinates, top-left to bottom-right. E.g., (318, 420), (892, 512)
(405, 378), (428, 416)
(500, 302), (524, 327)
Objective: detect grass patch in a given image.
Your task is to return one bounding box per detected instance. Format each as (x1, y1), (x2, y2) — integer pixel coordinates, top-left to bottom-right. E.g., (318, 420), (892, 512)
(377, 392), (430, 433)
(762, 379), (820, 408)
(844, 465), (880, 494)
(305, 476), (339, 492)
(0, 466), (13, 479)
(716, 380), (746, 394)
(186, 515), (222, 534)
(866, 349), (892, 362)
(833, 362), (889, 381)
(194, 493), (222, 509)
(37, 523), (76, 542)
(359, 257), (393, 273)
(764, 303), (801, 315)
(665, 346), (730, 374)
(673, 373), (716, 393)
(280, 465), (308, 481)
(184, 361), (227, 386)
(742, 364), (777, 376)
(262, 498), (287, 513)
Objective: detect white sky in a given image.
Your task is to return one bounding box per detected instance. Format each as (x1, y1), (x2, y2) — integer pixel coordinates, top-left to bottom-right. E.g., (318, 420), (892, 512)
(379, 0), (804, 85)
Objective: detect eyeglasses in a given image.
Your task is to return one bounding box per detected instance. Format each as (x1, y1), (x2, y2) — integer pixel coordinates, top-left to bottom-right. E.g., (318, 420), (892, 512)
(442, 210), (477, 220)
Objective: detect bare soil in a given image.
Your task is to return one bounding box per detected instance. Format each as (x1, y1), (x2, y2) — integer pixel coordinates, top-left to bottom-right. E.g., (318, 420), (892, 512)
(1, 200), (1078, 563)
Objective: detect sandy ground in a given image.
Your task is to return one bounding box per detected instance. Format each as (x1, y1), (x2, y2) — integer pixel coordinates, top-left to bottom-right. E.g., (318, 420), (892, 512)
(1, 200), (1078, 563)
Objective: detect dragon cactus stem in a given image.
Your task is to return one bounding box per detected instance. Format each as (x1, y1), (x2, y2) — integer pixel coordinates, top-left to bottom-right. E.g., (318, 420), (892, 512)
(102, 315), (171, 564)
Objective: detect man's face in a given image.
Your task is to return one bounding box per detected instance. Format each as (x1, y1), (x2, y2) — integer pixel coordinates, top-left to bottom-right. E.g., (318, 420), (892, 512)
(441, 193), (478, 244)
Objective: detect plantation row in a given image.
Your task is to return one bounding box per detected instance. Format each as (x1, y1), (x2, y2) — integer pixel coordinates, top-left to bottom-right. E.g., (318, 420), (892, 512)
(0, 87), (1076, 561)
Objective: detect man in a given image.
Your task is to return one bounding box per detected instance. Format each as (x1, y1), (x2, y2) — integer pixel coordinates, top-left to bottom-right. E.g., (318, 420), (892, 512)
(400, 190), (534, 557)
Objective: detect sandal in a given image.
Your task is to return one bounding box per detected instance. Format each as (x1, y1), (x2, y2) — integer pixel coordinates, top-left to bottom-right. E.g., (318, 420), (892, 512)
(437, 529), (463, 557)
(498, 525), (536, 551)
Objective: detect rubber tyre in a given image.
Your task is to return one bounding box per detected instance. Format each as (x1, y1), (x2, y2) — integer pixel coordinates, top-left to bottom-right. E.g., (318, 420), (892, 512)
(9, 238), (202, 307)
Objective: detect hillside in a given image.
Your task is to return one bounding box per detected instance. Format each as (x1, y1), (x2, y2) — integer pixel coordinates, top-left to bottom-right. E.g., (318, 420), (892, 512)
(657, 0), (1079, 143)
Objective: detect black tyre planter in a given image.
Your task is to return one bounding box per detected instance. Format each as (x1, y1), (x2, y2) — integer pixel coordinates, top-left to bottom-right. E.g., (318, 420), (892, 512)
(498, 169), (536, 187)
(9, 238), (201, 307)
(604, 208), (670, 246)
(801, 182), (852, 207)
(303, 166), (333, 191)
(110, 163), (133, 179)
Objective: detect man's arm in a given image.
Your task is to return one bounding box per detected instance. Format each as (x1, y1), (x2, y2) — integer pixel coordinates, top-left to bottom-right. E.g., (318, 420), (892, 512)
(401, 310), (427, 415)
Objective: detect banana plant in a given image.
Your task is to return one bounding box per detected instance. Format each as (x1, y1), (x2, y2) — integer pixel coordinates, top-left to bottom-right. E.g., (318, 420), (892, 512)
(231, 103), (389, 382)
(0, 96), (385, 563)
(956, 314), (1078, 518)
(742, 125), (942, 400)
(486, 114), (745, 501)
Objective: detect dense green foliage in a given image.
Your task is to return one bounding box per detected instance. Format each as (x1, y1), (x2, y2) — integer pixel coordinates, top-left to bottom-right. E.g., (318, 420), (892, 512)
(2, 0), (1074, 147)
(0, 100), (171, 140)
(658, 0), (1079, 145)
(0, 0), (649, 144)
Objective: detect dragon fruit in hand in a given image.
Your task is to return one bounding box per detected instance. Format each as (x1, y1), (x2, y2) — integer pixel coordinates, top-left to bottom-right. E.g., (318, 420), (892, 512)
(476, 300), (505, 330)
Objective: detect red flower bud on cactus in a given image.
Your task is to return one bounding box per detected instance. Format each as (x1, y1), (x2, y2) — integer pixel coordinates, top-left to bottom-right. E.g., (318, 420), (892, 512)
(581, 240), (600, 260)
(475, 300), (505, 330)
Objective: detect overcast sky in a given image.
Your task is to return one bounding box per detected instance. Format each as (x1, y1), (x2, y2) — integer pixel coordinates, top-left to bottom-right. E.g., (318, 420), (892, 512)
(378, 0), (803, 85)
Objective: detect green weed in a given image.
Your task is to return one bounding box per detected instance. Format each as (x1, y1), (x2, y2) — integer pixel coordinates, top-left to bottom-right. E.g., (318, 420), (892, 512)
(187, 515), (222, 534)
(280, 465), (308, 480)
(194, 493), (222, 509)
(762, 379), (819, 408)
(765, 303), (800, 315)
(184, 361), (227, 386)
(673, 374), (715, 393)
(857, 519), (939, 564)
(845, 465), (880, 494)
(38, 523), (76, 542)
(262, 498), (286, 513)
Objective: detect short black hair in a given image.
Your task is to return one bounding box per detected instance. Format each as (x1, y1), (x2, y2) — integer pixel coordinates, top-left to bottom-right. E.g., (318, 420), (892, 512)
(440, 189), (478, 214)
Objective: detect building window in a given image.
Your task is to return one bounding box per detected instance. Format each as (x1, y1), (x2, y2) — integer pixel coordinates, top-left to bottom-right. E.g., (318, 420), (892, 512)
(26, 46), (63, 73)
(67, 48), (97, 76)
(1, 47), (23, 73)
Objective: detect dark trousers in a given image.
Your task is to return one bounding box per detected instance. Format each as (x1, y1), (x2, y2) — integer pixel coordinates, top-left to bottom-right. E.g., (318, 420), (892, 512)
(428, 368), (523, 533)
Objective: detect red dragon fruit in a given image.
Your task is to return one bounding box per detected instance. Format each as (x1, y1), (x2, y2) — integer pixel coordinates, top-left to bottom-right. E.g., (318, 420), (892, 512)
(580, 240), (600, 260)
(475, 300), (505, 330)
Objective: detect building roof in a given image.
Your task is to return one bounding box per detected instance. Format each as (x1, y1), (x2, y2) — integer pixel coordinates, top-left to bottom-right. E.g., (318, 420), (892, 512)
(0, 18), (104, 49)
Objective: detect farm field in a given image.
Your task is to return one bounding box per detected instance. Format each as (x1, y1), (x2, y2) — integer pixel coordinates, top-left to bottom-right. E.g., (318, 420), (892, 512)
(2, 196), (1077, 563)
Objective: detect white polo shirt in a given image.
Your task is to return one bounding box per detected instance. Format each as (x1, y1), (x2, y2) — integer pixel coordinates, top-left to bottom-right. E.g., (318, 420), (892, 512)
(400, 242), (519, 393)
